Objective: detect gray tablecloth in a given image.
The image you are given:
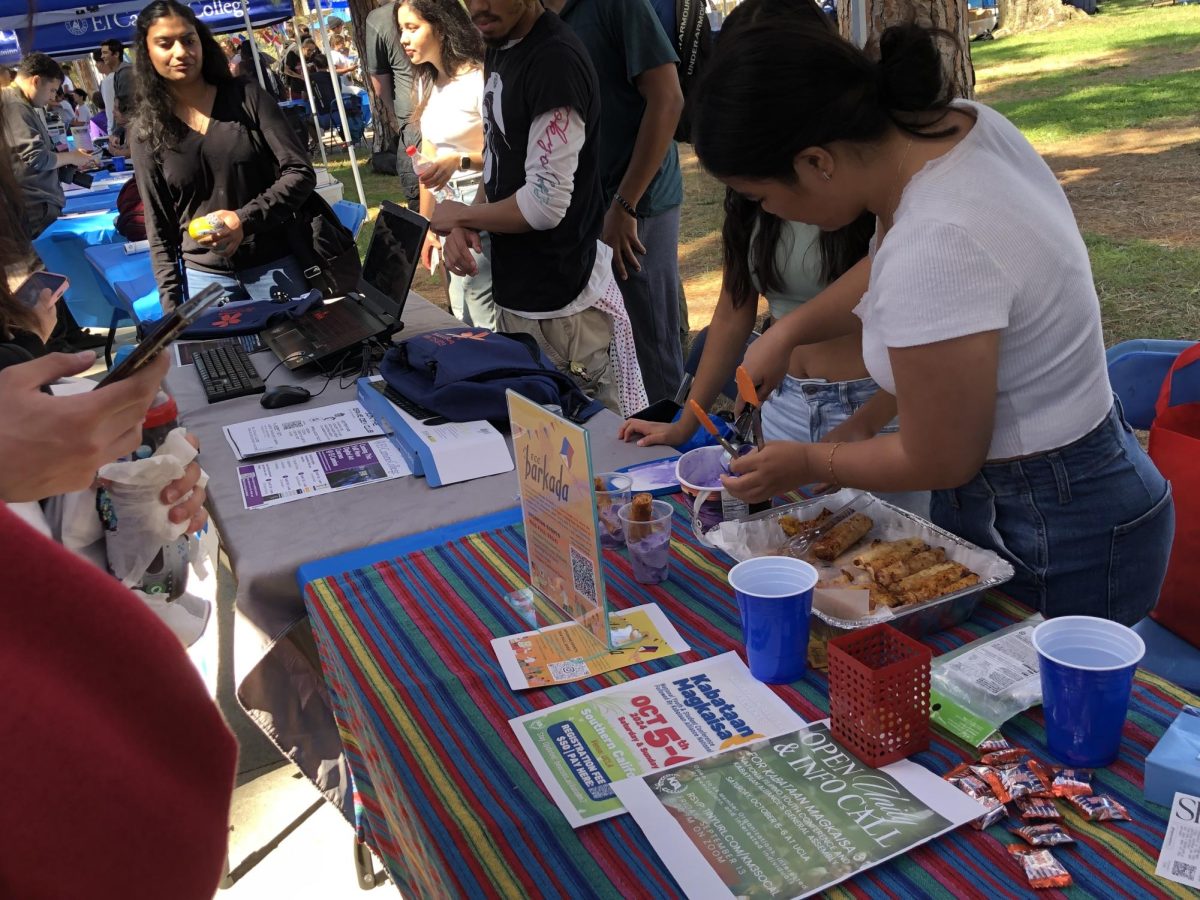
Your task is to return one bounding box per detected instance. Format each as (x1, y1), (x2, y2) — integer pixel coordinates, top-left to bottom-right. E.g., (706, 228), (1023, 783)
(167, 293), (672, 815)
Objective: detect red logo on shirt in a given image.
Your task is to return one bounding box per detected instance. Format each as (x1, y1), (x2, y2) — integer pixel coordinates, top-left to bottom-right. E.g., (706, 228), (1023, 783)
(213, 311), (243, 328)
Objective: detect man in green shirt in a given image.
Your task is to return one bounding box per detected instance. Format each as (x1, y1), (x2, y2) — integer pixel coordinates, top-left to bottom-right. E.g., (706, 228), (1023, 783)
(545, 0), (686, 403)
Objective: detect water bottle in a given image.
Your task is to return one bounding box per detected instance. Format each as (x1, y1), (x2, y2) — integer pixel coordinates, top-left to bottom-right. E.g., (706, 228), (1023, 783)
(120, 392), (191, 600)
(406, 145), (447, 201)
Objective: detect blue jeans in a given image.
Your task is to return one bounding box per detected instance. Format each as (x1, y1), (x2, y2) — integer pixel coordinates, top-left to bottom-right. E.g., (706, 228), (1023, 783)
(760, 374), (931, 517)
(185, 255), (309, 304)
(449, 231), (496, 331)
(931, 402), (1174, 624)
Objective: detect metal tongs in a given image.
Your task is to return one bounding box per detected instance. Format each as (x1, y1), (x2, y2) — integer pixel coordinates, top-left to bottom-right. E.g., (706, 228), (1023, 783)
(783, 493), (876, 559)
(733, 365), (764, 450)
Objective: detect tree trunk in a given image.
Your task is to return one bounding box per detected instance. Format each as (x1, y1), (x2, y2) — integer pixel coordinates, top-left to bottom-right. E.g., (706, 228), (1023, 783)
(997, 0), (1084, 35)
(839, 0), (976, 99)
(347, 0), (398, 151)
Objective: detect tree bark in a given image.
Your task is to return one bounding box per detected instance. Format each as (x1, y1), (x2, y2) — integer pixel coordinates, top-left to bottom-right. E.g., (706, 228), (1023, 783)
(997, 0), (1084, 35)
(347, 0), (399, 151)
(839, 0), (976, 99)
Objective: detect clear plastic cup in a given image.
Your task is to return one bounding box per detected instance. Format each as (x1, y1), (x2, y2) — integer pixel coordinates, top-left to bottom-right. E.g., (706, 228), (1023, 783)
(617, 499), (673, 584)
(594, 473), (633, 549)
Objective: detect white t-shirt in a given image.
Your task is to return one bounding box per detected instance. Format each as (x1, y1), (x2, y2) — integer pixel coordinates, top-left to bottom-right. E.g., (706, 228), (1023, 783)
(418, 66), (484, 183)
(855, 101), (1111, 460)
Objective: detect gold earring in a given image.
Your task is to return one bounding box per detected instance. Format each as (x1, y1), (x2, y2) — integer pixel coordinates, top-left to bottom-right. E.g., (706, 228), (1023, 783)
(821, 170), (832, 182)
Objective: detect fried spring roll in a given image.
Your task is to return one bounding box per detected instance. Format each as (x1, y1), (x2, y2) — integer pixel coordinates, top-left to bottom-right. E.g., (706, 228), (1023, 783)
(852, 537), (925, 568)
(779, 508), (832, 538)
(894, 562), (971, 604)
(874, 547), (948, 586)
(811, 513), (874, 561)
(627, 492), (654, 541)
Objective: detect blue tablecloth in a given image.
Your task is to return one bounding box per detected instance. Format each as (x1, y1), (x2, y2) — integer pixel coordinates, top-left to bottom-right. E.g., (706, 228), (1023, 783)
(83, 242), (157, 323)
(32, 211), (125, 330)
(62, 171), (133, 214)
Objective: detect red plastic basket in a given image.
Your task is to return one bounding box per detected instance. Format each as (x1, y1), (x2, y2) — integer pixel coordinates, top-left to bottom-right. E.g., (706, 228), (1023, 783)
(828, 623), (932, 767)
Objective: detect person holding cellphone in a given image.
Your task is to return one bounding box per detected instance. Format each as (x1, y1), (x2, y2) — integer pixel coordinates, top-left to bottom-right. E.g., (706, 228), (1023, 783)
(131, 0), (316, 311)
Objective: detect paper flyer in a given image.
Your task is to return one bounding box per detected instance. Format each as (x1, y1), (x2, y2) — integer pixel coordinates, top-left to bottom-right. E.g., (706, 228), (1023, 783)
(492, 603), (691, 691)
(1156, 792), (1200, 889)
(611, 721), (988, 899)
(510, 653), (806, 827)
(507, 390), (611, 648)
(238, 438), (411, 509)
(224, 400), (386, 459)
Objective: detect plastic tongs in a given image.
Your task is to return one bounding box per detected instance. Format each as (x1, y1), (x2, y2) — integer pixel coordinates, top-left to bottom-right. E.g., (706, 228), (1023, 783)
(783, 493), (876, 559)
(687, 398), (741, 458)
(733, 365), (764, 450)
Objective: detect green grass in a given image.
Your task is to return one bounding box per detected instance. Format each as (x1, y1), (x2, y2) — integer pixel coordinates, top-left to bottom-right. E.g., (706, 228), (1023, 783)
(1086, 234), (1200, 346)
(973, 2), (1200, 142)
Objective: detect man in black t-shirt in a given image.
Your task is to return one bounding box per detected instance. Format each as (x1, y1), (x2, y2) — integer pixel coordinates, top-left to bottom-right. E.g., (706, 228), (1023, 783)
(430, 0), (631, 412)
(365, 1), (420, 207)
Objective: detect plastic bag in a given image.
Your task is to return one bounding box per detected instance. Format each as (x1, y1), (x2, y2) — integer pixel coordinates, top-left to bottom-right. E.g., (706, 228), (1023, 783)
(930, 614), (1044, 745)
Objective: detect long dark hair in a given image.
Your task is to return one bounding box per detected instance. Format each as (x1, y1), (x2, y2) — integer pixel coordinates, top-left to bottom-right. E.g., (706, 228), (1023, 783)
(397, 0), (484, 120)
(696, 22), (957, 184)
(132, 0), (233, 156)
(717, 0), (872, 306)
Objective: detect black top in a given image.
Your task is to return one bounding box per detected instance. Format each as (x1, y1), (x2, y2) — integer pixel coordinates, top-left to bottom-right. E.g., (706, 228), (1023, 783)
(483, 12), (603, 314)
(131, 80), (315, 310)
(364, 1), (416, 124)
(0, 329), (43, 373)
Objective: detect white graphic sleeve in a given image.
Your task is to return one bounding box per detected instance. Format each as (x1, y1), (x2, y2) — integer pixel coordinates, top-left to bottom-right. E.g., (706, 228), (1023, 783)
(515, 107), (585, 231)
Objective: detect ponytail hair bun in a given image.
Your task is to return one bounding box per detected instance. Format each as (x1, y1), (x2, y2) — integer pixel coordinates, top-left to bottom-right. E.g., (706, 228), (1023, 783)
(876, 24), (955, 113)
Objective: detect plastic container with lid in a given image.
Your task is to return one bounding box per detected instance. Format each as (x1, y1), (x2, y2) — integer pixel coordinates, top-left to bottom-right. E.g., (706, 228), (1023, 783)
(135, 391), (179, 459)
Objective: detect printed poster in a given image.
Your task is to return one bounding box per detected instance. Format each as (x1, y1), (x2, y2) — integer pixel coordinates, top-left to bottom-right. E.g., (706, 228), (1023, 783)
(611, 721), (988, 899)
(238, 438), (411, 509)
(492, 603), (691, 690)
(507, 390), (610, 648)
(510, 652), (806, 827)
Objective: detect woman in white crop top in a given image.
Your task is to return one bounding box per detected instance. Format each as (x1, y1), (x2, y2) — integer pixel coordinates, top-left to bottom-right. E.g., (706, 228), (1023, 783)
(397, 0), (495, 330)
(689, 22), (1173, 623)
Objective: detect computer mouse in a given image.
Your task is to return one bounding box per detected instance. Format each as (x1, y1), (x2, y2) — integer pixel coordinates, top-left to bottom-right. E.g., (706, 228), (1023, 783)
(260, 385), (312, 409)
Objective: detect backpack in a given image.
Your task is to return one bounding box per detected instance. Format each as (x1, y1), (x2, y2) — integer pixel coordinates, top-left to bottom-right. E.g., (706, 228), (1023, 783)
(674, 0), (713, 143)
(379, 329), (605, 425)
(115, 177), (146, 241)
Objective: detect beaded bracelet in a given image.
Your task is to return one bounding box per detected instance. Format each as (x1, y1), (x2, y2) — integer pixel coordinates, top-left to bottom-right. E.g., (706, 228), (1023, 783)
(613, 192), (638, 219)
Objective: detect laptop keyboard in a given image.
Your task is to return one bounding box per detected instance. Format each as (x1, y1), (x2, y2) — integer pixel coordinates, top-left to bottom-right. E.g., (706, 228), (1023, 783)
(194, 343), (266, 403)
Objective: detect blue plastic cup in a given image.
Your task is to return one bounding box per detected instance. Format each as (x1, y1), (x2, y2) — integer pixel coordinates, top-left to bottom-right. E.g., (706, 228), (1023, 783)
(727, 557), (818, 684)
(111, 155), (126, 172)
(1032, 615), (1145, 768)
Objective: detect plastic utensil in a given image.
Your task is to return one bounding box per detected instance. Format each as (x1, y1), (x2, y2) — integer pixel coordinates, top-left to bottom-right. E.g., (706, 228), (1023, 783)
(783, 494), (875, 558)
(733, 365), (764, 449)
(687, 398), (741, 458)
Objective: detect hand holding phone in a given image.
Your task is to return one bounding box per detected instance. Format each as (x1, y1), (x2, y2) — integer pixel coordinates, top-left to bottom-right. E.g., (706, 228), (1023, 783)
(97, 284), (227, 388)
(15, 271), (69, 309)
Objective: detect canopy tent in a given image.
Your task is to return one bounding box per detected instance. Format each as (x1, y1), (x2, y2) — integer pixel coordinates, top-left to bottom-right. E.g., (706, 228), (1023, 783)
(0, 0), (295, 61)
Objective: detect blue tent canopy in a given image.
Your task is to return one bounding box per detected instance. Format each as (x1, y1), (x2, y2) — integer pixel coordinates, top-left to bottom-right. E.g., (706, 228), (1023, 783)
(0, 0), (294, 61)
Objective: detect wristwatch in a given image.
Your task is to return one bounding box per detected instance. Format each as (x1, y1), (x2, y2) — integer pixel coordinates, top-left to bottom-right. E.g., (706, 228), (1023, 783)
(461, 155), (472, 172)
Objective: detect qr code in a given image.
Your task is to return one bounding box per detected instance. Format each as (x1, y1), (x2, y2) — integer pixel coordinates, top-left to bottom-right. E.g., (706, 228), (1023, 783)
(548, 658), (590, 681)
(570, 546), (598, 604)
(1172, 861), (1197, 880)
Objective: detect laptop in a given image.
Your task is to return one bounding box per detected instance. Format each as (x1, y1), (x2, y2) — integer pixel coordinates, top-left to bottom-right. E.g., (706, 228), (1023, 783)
(263, 200), (429, 369)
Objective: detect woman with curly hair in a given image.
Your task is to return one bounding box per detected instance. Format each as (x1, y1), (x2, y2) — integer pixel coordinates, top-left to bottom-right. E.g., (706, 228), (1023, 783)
(130, 0), (315, 310)
(397, 0), (495, 329)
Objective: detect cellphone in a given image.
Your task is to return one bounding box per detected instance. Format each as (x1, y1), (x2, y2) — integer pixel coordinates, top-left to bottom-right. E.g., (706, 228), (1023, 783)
(96, 284), (227, 388)
(14, 271), (69, 309)
(630, 397), (683, 424)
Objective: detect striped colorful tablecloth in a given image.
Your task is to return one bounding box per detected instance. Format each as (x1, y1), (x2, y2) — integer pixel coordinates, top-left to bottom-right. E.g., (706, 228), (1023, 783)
(302, 500), (1194, 899)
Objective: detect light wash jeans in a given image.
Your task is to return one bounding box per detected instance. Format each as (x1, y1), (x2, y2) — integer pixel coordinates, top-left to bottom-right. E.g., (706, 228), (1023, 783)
(443, 177), (496, 331)
(932, 401), (1173, 623)
(760, 373), (931, 517)
(185, 254), (309, 303)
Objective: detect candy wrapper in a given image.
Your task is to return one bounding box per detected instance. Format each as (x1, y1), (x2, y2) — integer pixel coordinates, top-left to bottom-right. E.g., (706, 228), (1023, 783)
(1052, 768), (1093, 798)
(945, 764), (1006, 829)
(979, 734), (1014, 754)
(1016, 797), (1062, 821)
(970, 764), (1012, 803)
(1068, 793), (1130, 822)
(999, 762), (1051, 802)
(980, 747), (1028, 766)
(1010, 823), (1075, 847)
(1007, 846), (1073, 890)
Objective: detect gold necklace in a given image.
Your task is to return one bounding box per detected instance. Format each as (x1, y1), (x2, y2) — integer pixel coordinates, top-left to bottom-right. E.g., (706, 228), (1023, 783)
(878, 136), (915, 243)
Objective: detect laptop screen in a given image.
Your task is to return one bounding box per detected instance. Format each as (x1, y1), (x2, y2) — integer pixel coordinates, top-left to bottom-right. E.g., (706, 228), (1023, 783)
(360, 200), (428, 317)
